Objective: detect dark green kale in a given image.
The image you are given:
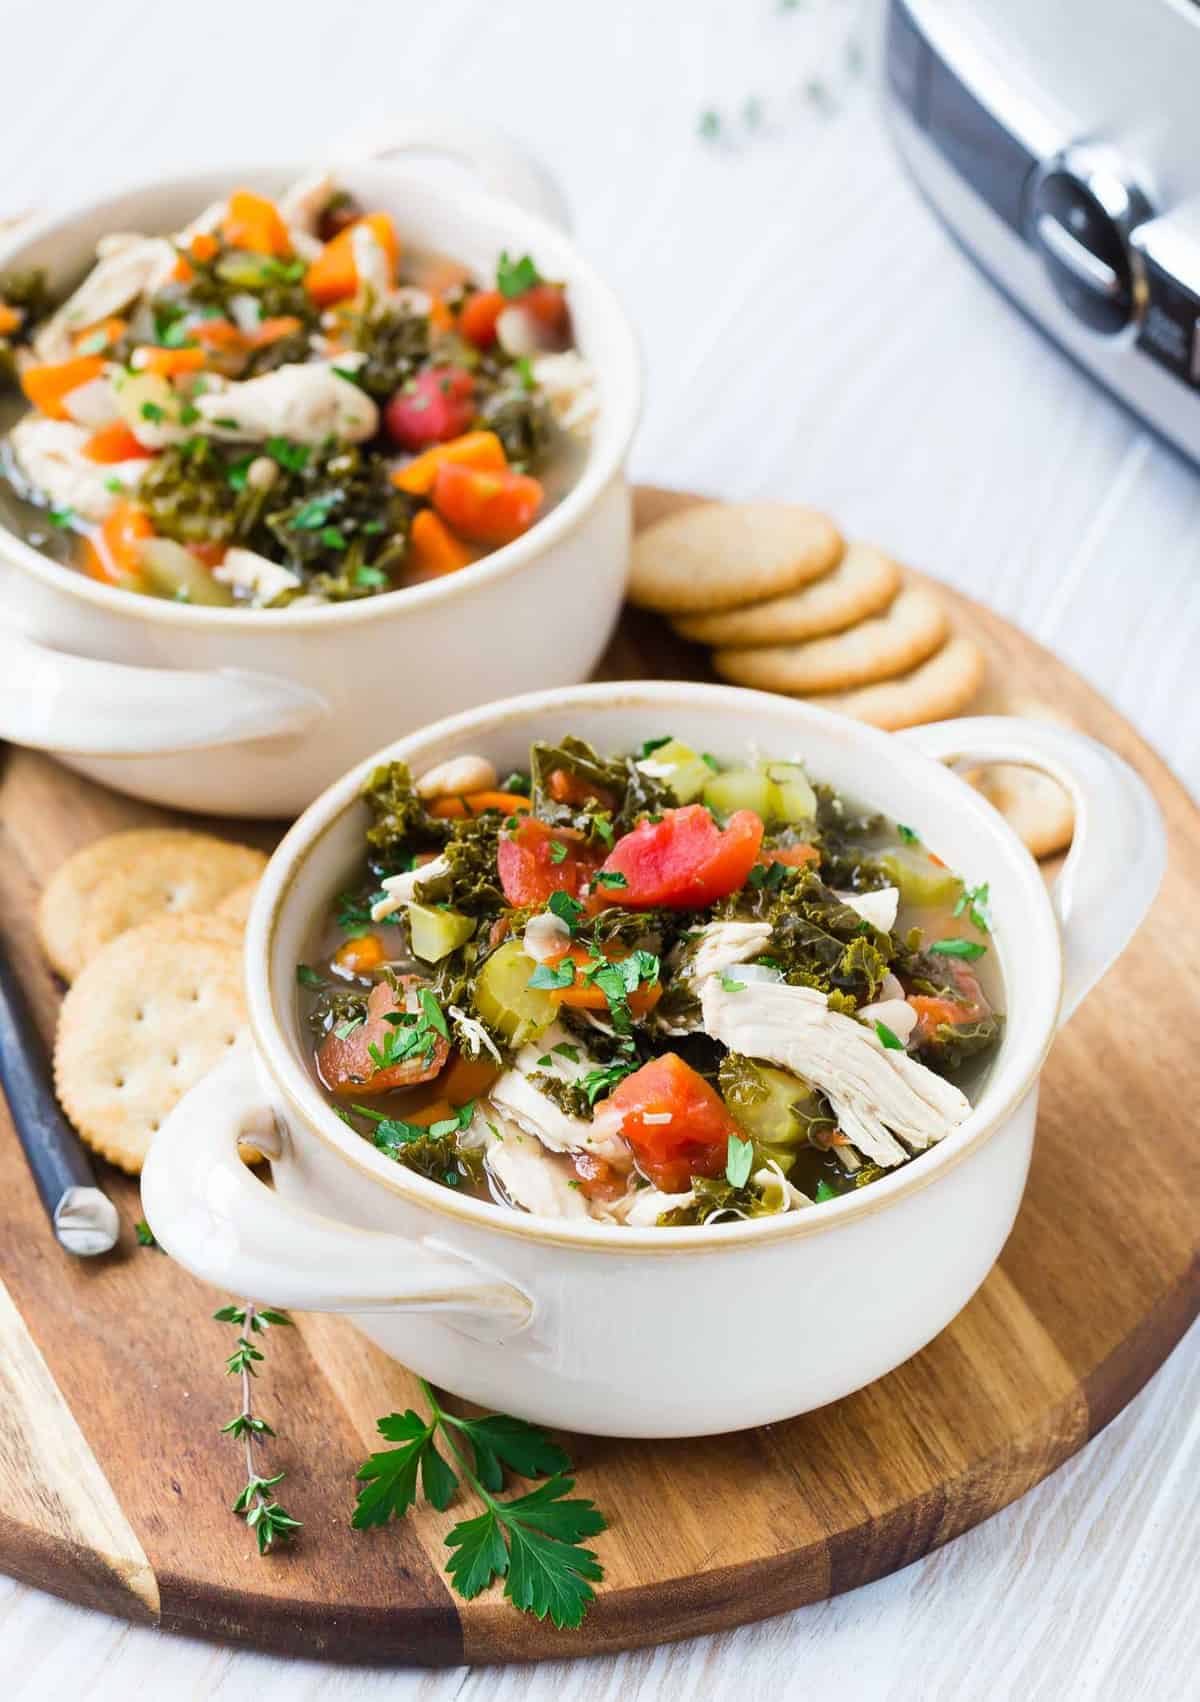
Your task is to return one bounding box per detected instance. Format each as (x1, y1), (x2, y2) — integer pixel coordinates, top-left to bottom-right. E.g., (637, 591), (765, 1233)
(305, 984), (369, 1037)
(737, 868), (891, 1005)
(479, 386), (552, 466)
(0, 269), (54, 385)
(529, 735), (674, 840)
(808, 783), (888, 890)
(656, 1175), (774, 1226)
(914, 1014), (1003, 1073)
(352, 303), (433, 400)
(413, 815), (507, 917)
(362, 761), (454, 857)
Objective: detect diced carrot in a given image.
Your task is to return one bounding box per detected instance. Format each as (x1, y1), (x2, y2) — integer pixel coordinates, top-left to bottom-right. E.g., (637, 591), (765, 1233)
(187, 318), (244, 351)
(431, 462), (543, 546)
(758, 843), (819, 870)
(305, 212), (399, 306)
(0, 304), (20, 336)
(428, 292), (454, 335)
(333, 933), (386, 975)
(458, 288), (505, 348)
(406, 508), (474, 579)
(246, 314), (303, 348)
(402, 1098), (456, 1129)
(171, 255), (194, 284)
(82, 421), (155, 464)
(86, 500), (154, 585)
(71, 316), (127, 354)
(544, 943), (662, 1015)
(133, 345), (206, 377)
(222, 189), (291, 258)
(391, 430), (507, 496)
(428, 790), (533, 820)
(189, 541), (227, 568)
(20, 355), (105, 420)
(547, 768), (617, 811)
(189, 231), (220, 262)
(439, 1051), (501, 1104)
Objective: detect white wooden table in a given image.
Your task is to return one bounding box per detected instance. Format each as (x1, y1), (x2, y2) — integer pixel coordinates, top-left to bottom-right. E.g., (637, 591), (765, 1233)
(2, 1), (1197, 1695)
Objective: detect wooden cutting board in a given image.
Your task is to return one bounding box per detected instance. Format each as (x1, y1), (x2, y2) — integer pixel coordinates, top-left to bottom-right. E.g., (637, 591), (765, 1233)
(0, 487), (1196, 1668)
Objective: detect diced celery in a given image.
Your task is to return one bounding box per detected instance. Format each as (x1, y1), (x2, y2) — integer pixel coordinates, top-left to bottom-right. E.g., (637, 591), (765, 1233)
(702, 766), (774, 819)
(407, 902), (474, 963)
(722, 1059), (821, 1159)
(879, 847), (963, 908)
(471, 939), (557, 1045)
(642, 738), (712, 804)
(764, 762), (817, 824)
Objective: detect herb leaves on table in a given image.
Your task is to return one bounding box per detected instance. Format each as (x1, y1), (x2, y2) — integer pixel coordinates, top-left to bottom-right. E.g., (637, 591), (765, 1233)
(215, 1301), (302, 1554)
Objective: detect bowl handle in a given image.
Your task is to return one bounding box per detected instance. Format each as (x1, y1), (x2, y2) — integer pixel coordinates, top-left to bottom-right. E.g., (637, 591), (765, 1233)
(333, 116), (572, 231)
(0, 627), (327, 756)
(141, 1035), (533, 1343)
(899, 716), (1166, 1025)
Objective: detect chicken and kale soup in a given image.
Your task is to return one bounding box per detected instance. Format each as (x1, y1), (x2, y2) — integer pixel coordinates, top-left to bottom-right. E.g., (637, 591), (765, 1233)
(0, 176), (593, 605)
(297, 736), (1002, 1228)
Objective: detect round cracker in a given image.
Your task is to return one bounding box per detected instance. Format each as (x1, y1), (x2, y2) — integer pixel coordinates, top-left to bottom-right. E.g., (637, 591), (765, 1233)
(802, 637), (987, 729)
(713, 586), (949, 695)
(673, 542), (901, 647)
(215, 877), (261, 929)
(54, 914), (246, 1175)
(966, 765), (1075, 859)
(627, 502), (842, 614)
(37, 829), (267, 981)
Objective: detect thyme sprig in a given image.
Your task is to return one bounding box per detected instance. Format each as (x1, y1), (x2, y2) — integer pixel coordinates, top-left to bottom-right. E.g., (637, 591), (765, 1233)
(353, 1378), (606, 1628)
(214, 1302), (302, 1554)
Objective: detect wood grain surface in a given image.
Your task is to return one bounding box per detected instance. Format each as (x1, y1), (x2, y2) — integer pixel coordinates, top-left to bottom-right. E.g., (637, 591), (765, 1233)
(0, 487), (1194, 1668)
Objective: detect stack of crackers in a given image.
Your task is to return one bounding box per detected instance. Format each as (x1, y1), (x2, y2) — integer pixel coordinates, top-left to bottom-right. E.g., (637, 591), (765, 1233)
(38, 830), (265, 1175)
(629, 502), (986, 730)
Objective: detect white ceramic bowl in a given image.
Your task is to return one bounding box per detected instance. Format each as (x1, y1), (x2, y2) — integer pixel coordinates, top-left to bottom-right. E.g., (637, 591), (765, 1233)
(0, 122), (641, 816)
(142, 682), (1165, 1437)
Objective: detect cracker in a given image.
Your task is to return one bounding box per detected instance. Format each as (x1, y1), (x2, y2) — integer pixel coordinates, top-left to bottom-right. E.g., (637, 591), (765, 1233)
(37, 830), (266, 981)
(966, 765), (1075, 859)
(802, 637), (987, 729)
(713, 586), (949, 694)
(215, 878), (261, 929)
(54, 914), (246, 1175)
(673, 542), (901, 647)
(627, 502), (842, 614)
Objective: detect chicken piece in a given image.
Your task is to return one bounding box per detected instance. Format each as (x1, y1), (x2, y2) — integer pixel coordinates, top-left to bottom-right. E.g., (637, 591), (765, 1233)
(278, 171), (336, 258)
(8, 416), (144, 521)
(34, 238), (175, 361)
(836, 886), (899, 932)
(530, 351), (598, 438)
(59, 375), (120, 429)
(351, 222), (392, 299)
(618, 1185), (696, 1227)
(488, 1067), (630, 1165)
(659, 919), (774, 1036)
(856, 996), (918, 1047)
(485, 1121), (591, 1220)
(191, 362), (378, 445)
(213, 547), (302, 606)
(370, 855), (451, 922)
(700, 976), (969, 1169)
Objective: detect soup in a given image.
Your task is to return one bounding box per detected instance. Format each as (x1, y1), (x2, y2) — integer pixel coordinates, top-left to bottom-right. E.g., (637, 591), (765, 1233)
(296, 734), (1002, 1228)
(0, 175), (594, 606)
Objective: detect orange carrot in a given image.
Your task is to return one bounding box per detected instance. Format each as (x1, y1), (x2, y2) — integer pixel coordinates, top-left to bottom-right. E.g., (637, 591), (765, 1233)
(133, 345), (206, 377)
(431, 462), (543, 545)
(332, 933), (386, 975)
(439, 1051), (501, 1104)
(71, 316), (127, 354)
(84, 500), (154, 585)
(189, 230), (220, 262)
(458, 288), (506, 349)
(0, 304), (22, 336)
(222, 189), (291, 257)
(402, 1098), (456, 1129)
(171, 255), (194, 284)
(428, 789), (533, 820)
(187, 318), (244, 351)
(428, 292), (454, 335)
(20, 355), (105, 420)
(405, 508), (474, 579)
(544, 944), (662, 1015)
(305, 212), (399, 305)
(391, 430), (506, 496)
(82, 421), (155, 464)
(246, 314), (303, 348)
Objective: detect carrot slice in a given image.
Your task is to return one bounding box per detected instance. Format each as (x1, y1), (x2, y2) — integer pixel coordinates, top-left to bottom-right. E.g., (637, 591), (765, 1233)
(82, 421), (155, 464)
(332, 933), (386, 975)
(406, 508), (474, 579)
(133, 345), (206, 377)
(190, 231), (220, 262)
(0, 304), (20, 336)
(92, 500), (154, 583)
(187, 318), (244, 351)
(392, 430), (507, 497)
(71, 316), (127, 354)
(20, 355), (105, 420)
(171, 254), (194, 284)
(428, 292), (454, 335)
(544, 944), (662, 1014)
(222, 189), (291, 257)
(246, 314), (303, 348)
(305, 212), (399, 305)
(428, 790), (533, 820)
(431, 463), (543, 546)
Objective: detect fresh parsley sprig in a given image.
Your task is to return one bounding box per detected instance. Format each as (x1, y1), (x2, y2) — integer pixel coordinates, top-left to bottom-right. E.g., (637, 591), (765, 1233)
(214, 1302), (302, 1554)
(353, 1379), (606, 1628)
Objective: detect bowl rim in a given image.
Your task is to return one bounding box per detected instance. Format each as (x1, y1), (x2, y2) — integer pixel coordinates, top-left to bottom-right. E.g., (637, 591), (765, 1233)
(244, 680), (1064, 1254)
(0, 159), (643, 630)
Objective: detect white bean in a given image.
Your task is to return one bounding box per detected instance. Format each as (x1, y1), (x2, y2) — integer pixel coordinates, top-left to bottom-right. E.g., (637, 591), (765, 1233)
(415, 754), (498, 799)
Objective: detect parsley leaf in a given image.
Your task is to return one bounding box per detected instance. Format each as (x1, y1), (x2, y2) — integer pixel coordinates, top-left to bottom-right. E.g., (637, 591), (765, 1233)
(953, 881), (991, 933)
(814, 1179), (838, 1203)
(547, 891), (584, 931)
(874, 1019), (903, 1050)
(927, 938), (987, 961)
(352, 1409), (458, 1526)
(445, 1476), (604, 1628)
(897, 824), (919, 845)
(639, 735), (672, 757)
(296, 963), (323, 988)
(747, 860), (787, 891)
(547, 840), (569, 865)
(593, 870), (627, 890)
(725, 1133), (754, 1188)
(719, 973), (746, 992)
(496, 251), (542, 298)
(578, 1059), (636, 1105)
(529, 960), (576, 991)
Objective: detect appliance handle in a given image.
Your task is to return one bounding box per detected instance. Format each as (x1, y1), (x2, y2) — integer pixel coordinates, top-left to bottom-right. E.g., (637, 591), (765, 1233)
(141, 1036), (533, 1343)
(899, 716), (1165, 1025)
(333, 115), (572, 231)
(0, 626), (327, 756)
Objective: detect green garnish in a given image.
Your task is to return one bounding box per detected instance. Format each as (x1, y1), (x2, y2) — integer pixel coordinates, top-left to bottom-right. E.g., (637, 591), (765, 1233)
(553, 1042), (581, 1062)
(354, 564), (388, 588)
(496, 251), (542, 299)
(953, 881), (992, 933)
(814, 1179), (838, 1203)
(319, 525), (347, 549)
(528, 959), (576, 991)
(140, 401), (166, 423)
(928, 938), (987, 961)
(134, 1218), (158, 1248)
(593, 870), (628, 890)
(266, 436), (309, 473)
(874, 1019), (903, 1050)
(897, 824), (919, 844)
(47, 506), (75, 528)
(547, 891), (584, 931)
(725, 1134), (754, 1188)
(747, 860), (787, 891)
(296, 963), (323, 988)
(215, 1302), (300, 1554)
(639, 735), (672, 757)
(289, 495), (339, 530)
(719, 973), (746, 992)
(547, 840), (568, 864)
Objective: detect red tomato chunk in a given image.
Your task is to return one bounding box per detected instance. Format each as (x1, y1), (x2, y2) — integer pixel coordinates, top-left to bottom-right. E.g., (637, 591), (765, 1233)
(496, 817), (602, 907)
(598, 805), (764, 909)
(317, 978), (448, 1097)
(604, 1053), (738, 1193)
(384, 366), (476, 450)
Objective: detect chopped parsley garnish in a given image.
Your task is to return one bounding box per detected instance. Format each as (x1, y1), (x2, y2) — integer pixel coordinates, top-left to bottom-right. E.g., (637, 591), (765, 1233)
(725, 1134), (753, 1188)
(47, 506), (75, 528)
(547, 840), (569, 865)
(639, 735), (672, 757)
(578, 1059), (637, 1105)
(553, 1042), (581, 1063)
(953, 881), (991, 933)
(296, 963), (323, 988)
(719, 973), (746, 992)
(140, 401), (165, 423)
(501, 771), (531, 796)
(227, 454), (255, 492)
(927, 938), (987, 961)
(179, 402), (200, 425)
(266, 436), (309, 473)
(593, 870), (627, 890)
(701, 752), (720, 771)
(547, 891), (584, 931)
(874, 1019), (903, 1050)
(354, 564), (388, 588)
(319, 525), (347, 549)
(529, 960), (577, 991)
(747, 859), (787, 891)
(496, 251), (542, 298)
(814, 1179), (838, 1203)
(896, 824), (919, 845)
(290, 495), (339, 531)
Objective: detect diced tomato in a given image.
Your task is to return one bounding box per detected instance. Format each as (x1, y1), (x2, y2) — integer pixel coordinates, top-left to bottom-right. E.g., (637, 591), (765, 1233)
(431, 462), (543, 546)
(384, 366), (476, 450)
(519, 282), (570, 338)
(758, 843), (818, 871)
(547, 767), (618, 812)
(316, 978), (448, 1098)
(542, 942), (662, 1015)
(604, 1054), (737, 1193)
(599, 805), (764, 910)
(496, 817), (603, 907)
(572, 1151), (625, 1203)
(458, 288), (506, 348)
(82, 421), (155, 464)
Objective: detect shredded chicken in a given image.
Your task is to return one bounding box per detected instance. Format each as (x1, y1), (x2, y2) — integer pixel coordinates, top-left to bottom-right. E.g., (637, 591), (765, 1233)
(34, 238), (175, 362)
(213, 547), (301, 606)
(701, 977), (969, 1169)
(190, 362), (379, 445)
(350, 223), (392, 299)
(836, 886), (900, 932)
(370, 855), (450, 922)
(8, 416), (144, 521)
(488, 1067), (629, 1164)
(530, 351), (598, 437)
(59, 375), (120, 430)
(484, 1122), (591, 1220)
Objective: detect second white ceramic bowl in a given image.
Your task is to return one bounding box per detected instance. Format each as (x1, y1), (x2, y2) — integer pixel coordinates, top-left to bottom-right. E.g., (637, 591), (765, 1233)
(0, 122), (641, 816)
(142, 683), (1165, 1436)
